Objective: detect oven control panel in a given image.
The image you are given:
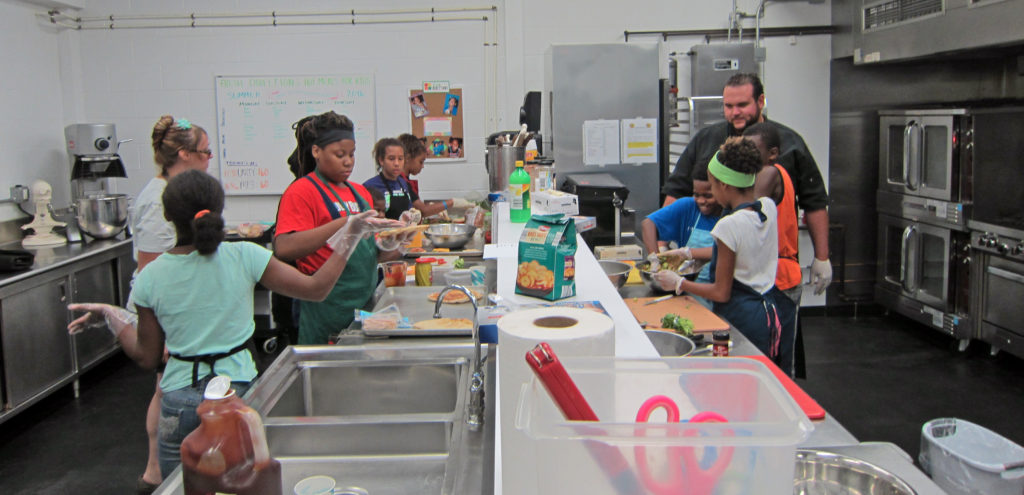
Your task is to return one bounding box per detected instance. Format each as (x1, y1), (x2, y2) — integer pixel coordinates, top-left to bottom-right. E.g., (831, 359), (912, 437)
(973, 231), (1024, 261)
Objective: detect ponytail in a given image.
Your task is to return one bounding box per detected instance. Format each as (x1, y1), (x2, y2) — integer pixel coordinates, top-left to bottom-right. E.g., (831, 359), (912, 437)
(192, 210), (225, 255)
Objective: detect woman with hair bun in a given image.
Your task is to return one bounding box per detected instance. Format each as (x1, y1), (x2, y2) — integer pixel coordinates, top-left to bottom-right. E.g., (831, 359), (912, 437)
(654, 137), (797, 375)
(106, 169), (398, 475)
(67, 115), (211, 493)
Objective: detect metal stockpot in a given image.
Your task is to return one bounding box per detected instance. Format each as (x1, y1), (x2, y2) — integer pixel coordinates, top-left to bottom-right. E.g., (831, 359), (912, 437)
(75, 194), (129, 239)
(484, 145), (524, 194)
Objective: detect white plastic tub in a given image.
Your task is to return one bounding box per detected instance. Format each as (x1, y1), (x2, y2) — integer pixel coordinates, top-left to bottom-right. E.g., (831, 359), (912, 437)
(920, 417), (1024, 495)
(514, 356), (813, 495)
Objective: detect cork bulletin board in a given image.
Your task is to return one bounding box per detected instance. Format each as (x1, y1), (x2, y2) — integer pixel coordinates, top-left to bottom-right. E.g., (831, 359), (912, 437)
(409, 87), (464, 162)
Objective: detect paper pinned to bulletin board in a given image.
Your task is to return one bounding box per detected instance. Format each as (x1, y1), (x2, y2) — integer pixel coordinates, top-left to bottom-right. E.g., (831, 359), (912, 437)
(409, 87), (464, 162)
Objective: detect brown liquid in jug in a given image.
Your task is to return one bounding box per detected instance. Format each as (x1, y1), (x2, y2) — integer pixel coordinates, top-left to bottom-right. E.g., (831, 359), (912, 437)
(180, 379), (281, 495)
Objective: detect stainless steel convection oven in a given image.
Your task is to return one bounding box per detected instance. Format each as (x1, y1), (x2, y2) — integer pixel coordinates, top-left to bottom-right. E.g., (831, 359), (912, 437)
(876, 109), (973, 345)
(876, 106), (1024, 356)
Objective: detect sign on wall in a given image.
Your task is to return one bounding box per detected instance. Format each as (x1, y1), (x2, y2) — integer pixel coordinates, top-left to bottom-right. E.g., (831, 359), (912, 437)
(215, 74), (376, 195)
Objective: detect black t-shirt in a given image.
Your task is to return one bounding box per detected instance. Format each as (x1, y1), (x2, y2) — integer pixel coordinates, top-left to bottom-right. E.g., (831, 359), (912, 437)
(662, 120), (829, 212)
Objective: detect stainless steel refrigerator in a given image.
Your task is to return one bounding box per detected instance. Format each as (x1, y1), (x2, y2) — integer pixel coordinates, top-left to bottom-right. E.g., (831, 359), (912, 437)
(543, 43), (661, 245)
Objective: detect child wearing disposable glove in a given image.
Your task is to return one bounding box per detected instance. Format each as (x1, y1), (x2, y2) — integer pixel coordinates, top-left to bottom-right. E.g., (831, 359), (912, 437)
(363, 137), (469, 220)
(69, 169), (404, 476)
(273, 112), (420, 345)
(653, 138), (796, 375)
(642, 163), (722, 308)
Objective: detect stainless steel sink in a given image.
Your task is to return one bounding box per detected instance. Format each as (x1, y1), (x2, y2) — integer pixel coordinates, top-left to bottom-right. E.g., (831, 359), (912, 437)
(152, 340), (495, 495)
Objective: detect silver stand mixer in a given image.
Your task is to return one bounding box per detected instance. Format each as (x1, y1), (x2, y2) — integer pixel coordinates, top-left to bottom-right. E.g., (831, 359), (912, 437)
(60, 123), (132, 242)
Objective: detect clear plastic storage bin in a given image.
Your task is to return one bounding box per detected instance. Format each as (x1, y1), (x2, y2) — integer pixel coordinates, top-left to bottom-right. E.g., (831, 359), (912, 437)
(514, 357), (813, 495)
(920, 417), (1024, 495)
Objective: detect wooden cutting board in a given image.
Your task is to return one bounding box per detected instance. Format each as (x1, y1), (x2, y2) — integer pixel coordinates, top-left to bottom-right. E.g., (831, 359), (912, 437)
(623, 295), (729, 333)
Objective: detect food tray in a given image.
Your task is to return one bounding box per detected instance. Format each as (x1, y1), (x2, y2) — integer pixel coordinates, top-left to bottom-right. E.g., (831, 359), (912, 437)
(363, 285), (487, 337)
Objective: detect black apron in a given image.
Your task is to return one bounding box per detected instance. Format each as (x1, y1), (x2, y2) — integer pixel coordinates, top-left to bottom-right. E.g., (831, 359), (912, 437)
(708, 200), (797, 375)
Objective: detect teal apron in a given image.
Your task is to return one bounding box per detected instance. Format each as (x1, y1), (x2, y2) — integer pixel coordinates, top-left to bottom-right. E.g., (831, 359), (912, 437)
(684, 214), (717, 309)
(297, 171), (378, 345)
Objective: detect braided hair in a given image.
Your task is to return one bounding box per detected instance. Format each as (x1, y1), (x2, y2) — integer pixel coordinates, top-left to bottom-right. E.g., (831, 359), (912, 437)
(292, 111), (354, 176)
(162, 170), (225, 255)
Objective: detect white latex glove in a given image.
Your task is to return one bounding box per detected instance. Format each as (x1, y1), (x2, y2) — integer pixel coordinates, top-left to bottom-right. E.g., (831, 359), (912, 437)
(809, 257), (833, 295)
(399, 208), (422, 226)
(451, 198), (473, 209)
(327, 211), (396, 259)
(652, 269), (684, 294)
(67, 303), (137, 337)
(646, 252), (661, 272)
(662, 247), (692, 260)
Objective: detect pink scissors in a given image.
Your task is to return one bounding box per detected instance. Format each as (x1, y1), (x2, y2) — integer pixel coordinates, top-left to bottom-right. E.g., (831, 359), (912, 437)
(634, 395), (734, 495)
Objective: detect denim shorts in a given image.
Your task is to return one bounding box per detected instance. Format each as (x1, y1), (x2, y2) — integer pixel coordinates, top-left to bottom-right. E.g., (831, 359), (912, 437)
(157, 376), (251, 477)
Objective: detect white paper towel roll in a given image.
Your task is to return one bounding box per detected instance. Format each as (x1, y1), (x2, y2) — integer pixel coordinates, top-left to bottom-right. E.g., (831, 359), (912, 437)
(498, 307), (615, 495)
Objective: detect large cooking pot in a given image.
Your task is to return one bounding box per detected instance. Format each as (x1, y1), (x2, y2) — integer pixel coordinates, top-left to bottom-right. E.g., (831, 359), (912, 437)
(75, 194), (129, 239)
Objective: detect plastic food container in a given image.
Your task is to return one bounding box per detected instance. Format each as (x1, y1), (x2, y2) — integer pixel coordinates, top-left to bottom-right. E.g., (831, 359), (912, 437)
(920, 417), (1024, 495)
(514, 356), (813, 495)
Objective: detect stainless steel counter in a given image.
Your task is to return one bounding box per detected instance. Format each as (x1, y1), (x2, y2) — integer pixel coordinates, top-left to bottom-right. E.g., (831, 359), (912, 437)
(0, 236), (133, 288)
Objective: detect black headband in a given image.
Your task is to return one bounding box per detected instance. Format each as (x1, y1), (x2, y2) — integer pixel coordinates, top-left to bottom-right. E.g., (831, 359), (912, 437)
(314, 128), (355, 148)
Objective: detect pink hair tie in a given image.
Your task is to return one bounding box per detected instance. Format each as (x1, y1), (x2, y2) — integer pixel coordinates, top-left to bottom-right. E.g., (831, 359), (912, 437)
(194, 209), (211, 220)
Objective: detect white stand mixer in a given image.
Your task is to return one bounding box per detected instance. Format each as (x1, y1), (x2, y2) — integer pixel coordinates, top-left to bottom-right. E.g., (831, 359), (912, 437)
(21, 180), (67, 248)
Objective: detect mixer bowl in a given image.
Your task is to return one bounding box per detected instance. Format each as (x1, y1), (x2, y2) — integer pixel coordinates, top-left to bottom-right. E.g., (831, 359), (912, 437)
(76, 194), (129, 239)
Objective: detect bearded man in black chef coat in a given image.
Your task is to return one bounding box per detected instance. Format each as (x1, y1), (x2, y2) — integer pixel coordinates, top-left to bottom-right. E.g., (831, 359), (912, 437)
(661, 73), (833, 297)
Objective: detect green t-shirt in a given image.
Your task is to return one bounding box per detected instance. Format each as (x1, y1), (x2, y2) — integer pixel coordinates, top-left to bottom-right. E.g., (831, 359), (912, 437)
(132, 241), (272, 392)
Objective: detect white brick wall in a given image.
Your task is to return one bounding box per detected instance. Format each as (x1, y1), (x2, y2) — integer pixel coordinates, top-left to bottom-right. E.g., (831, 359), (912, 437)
(3, 0), (831, 226)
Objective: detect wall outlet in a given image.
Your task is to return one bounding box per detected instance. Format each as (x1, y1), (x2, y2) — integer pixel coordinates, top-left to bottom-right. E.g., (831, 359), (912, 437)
(10, 185), (29, 203)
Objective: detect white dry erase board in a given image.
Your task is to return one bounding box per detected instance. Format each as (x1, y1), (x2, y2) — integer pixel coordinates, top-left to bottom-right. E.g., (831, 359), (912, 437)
(215, 75), (376, 195)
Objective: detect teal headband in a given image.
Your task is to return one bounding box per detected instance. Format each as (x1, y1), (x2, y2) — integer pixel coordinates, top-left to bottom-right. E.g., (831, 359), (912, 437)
(708, 152), (755, 188)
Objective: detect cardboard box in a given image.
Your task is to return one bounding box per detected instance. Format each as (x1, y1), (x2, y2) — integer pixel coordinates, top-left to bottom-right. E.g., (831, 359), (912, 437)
(532, 190), (579, 216)
(516, 214), (577, 300)
(571, 215), (597, 233)
(594, 244), (643, 261)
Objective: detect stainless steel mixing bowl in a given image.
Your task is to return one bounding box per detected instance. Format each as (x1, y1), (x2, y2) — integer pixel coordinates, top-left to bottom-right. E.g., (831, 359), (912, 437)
(794, 449), (917, 494)
(644, 329), (695, 357)
(423, 223), (476, 249)
(76, 194), (129, 239)
(598, 260), (631, 289)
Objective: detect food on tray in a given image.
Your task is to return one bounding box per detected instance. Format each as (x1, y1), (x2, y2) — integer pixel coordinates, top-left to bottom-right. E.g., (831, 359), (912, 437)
(236, 223), (266, 238)
(362, 316), (400, 331)
(516, 260), (555, 292)
(408, 247), (426, 253)
(377, 224), (430, 238)
(427, 288), (484, 304)
(413, 317), (473, 330)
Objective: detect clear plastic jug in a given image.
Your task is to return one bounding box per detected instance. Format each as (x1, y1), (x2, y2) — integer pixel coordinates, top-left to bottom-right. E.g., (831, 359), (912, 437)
(181, 376), (282, 495)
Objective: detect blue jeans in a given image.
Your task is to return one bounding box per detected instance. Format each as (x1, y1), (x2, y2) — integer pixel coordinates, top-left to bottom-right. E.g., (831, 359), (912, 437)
(157, 376), (251, 477)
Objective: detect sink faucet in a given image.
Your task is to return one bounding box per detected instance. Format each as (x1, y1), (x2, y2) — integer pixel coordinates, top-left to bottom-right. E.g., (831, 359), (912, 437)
(433, 284), (485, 428)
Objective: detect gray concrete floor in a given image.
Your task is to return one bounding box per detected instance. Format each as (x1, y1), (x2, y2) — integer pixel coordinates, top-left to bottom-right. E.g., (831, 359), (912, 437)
(1, 311), (1023, 494)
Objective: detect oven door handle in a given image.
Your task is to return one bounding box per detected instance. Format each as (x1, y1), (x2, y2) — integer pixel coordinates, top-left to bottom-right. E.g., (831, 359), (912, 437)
(988, 266), (1024, 284)
(901, 225), (918, 292)
(903, 121), (921, 191)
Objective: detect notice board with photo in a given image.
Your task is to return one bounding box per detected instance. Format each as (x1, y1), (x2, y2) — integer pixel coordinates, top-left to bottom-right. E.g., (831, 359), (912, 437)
(408, 88), (464, 162)
(215, 74), (376, 195)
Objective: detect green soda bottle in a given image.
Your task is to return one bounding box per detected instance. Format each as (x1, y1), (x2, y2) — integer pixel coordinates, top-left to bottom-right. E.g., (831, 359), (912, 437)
(509, 160), (531, 223)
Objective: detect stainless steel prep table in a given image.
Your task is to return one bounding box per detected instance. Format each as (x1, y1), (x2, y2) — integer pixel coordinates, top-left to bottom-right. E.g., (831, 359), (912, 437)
(490, 203), (942, 494)
(0, 236), (134, 425)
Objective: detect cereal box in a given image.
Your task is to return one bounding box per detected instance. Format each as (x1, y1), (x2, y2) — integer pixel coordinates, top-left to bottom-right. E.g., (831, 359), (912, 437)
(516, 214), (577, 300)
